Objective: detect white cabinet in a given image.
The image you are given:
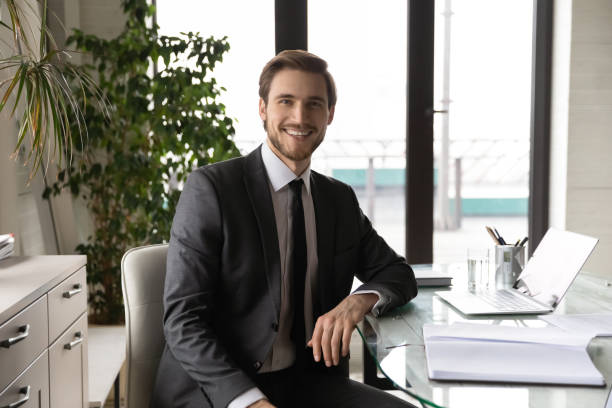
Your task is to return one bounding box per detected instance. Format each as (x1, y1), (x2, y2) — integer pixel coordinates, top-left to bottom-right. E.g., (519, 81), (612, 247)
(0, 256), (88, 408)
(0, 296), (47, 393)
(0, 351), (49, 408)
(49, 314), (88, 408)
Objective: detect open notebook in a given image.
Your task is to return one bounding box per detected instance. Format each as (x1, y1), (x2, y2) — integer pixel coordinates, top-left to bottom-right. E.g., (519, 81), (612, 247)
(423, 323), (605, 386)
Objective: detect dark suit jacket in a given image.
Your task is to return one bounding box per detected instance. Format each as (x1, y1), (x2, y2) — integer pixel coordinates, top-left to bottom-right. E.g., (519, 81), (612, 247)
(152, 146), (417, 408)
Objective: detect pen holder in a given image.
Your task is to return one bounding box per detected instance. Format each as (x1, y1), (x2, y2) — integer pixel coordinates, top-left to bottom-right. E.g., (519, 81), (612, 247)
(495, 245), (526, 289)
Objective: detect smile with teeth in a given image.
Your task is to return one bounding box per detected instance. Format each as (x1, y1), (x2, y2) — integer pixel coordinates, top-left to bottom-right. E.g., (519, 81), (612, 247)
(283, 128), (313, 137)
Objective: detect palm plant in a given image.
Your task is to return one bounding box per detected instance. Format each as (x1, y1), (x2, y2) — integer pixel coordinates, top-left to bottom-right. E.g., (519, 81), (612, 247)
(0, 0), (108, 178)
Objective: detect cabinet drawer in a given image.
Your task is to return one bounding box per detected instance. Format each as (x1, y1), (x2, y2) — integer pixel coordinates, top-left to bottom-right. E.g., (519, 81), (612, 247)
(0, 350), (49, 408)
(49, 313), (88, 408)
(48, 267), (87, 343)
(0, 296), (48, 392)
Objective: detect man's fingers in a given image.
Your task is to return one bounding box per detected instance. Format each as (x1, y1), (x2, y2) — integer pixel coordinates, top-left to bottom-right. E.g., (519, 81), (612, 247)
(310, 321), (323, 362)
(342, 325), (352, 357)
(321, 323), (333, 367)
(330, 323), (343, 365)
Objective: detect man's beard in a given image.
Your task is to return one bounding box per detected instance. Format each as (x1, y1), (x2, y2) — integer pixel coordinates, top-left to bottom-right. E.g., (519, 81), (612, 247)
(265, 120), (325, 161)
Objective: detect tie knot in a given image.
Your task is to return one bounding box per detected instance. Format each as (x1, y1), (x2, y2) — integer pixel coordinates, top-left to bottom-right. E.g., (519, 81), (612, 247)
(289, 178), (303, 194)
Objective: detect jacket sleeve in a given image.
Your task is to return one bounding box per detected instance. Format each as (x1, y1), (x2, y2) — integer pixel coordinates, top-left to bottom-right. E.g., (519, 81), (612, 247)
(163, 169), (257, 408)
(348, 186), (418, 315)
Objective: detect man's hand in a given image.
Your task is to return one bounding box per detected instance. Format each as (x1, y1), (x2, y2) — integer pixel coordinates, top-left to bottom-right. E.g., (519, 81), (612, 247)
(247, 399), (276, 408)
(307, 293), (378, 367)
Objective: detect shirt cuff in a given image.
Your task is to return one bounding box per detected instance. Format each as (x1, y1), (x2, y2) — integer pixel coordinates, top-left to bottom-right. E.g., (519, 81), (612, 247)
(351, 290), (387, 317)
(227, 387), (267, 408)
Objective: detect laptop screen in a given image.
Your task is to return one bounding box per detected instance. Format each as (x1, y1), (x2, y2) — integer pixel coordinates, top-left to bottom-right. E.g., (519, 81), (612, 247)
(515, 228), (598, 307)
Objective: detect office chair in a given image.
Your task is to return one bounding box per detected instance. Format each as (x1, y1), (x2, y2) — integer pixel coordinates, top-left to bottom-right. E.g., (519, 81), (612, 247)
(121, 244), (168, 408)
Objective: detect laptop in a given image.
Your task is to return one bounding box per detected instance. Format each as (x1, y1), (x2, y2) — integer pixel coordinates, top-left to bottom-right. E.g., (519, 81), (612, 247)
(436, 228), (598, 315)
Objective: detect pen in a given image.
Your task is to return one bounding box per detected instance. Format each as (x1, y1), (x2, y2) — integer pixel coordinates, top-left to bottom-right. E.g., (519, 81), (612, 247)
(485, 226), (501, 245)
(514, 239), (520, 246)
(494, 228), (507, 245)
(519, 237), (528, 247)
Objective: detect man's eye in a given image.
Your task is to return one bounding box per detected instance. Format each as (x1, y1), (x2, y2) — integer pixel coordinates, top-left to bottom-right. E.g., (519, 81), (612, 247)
(309, 102), (322, 108)
(279, 99), (291, 104)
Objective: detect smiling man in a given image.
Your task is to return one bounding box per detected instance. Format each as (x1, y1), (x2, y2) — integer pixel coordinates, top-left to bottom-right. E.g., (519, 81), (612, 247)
(152, 50), (418, 408)
(260, 68), (330, 174)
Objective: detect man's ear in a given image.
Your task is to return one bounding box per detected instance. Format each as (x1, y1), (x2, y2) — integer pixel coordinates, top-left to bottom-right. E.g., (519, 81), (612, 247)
(327, 105), (335, 125)
(258, 98), (267, 121)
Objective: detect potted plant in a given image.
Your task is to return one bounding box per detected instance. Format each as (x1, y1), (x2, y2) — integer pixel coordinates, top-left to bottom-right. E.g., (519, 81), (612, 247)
(45, 0), (240, 323)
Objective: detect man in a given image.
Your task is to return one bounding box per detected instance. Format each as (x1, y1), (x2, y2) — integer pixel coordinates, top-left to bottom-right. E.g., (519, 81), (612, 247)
(152, 50), (418, 408)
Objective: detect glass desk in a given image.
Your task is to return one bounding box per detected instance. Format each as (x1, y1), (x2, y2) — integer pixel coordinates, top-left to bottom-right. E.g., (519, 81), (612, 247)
(357, 264), (612, 408)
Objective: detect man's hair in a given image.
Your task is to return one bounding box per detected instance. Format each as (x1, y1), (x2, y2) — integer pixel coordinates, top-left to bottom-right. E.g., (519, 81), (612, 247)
(259, 50), (337, 109)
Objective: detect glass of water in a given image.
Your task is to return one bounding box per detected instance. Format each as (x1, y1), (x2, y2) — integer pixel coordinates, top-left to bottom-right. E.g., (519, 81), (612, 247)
(467, 248), (490, 291)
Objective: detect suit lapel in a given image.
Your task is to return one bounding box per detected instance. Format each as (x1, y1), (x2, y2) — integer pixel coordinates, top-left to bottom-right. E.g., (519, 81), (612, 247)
(310, 172), (335, 317)
(243, 146), (281, 319)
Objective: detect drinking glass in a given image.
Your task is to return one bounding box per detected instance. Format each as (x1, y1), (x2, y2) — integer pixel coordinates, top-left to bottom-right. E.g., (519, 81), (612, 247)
(467, 248), (490, 290)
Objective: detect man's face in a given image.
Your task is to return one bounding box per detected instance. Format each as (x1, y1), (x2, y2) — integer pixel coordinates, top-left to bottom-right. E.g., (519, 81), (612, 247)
(259, 69), (335, 168)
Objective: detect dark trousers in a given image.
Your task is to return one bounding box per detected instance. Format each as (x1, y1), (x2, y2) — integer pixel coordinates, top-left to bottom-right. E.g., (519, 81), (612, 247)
(255, 366), (416, 408)
(151, 353), (417, 408)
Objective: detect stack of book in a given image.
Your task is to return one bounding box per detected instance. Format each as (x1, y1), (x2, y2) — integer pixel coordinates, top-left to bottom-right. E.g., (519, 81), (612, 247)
(411, 264), (453, 287)
(0, 233), (15, 260)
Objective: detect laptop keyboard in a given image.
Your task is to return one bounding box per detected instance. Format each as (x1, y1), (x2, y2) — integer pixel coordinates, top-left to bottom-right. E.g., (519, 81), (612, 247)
(477, 289), (543, 312)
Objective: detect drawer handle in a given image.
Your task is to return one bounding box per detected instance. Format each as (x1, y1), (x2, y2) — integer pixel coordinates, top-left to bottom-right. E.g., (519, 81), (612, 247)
(62, 283), (82, 298)
(64, 331), (83, 350)
(0, 385), (30, 408)
(0, 325), (30, 348)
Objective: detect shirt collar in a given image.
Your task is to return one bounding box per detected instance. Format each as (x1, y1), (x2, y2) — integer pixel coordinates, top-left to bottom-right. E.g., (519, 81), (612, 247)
(261, 141), (311, 195)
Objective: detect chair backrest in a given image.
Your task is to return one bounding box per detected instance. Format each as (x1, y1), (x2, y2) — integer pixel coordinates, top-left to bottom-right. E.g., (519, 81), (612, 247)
(121, 243), (168, 408)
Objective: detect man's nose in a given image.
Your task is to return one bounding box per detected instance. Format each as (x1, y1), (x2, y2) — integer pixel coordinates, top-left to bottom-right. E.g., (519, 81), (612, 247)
(290, 102), (308, 124)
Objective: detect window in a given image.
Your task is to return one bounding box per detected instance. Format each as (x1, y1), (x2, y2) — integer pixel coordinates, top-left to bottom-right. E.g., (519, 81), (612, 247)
(309, 0), (408, 255)
(157, 0), (274, 152)
(432, 0), (533, 263)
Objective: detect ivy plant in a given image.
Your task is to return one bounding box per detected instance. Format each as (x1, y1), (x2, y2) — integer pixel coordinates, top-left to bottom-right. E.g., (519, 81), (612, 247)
(45, 0), (240, 324)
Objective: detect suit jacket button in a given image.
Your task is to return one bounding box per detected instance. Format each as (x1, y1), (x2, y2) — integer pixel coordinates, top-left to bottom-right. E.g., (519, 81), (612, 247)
(271, 322), (279, 332)
(253, 361), (262, 371)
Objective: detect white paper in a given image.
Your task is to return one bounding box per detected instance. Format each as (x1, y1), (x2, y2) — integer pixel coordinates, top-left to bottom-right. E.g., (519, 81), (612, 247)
(0, 233), (13, 244)
(423, 323), (604, 386)
(0, 235), (14, 259)
(425, 337), (604, 385)
(424, 322), (592, 347)
(540, 313), (612, 337)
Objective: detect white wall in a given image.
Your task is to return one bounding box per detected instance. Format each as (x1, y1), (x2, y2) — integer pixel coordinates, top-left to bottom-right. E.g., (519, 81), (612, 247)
(0, 0), (127, 255)
(0, 1), (19, 252)
(79, 0), (126, 40)
(0, 0), (58, 255)
(550, 0), (612, 279)
(0, 114), (20, 254)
